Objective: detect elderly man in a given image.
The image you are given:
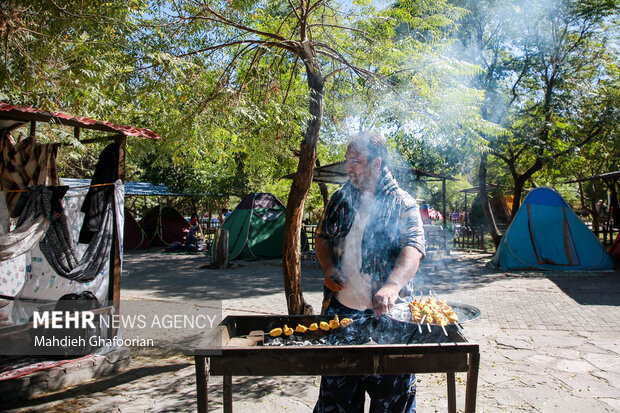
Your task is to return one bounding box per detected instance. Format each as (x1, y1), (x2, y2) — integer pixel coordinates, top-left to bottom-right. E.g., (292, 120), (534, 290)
(314, 131), (425, 413)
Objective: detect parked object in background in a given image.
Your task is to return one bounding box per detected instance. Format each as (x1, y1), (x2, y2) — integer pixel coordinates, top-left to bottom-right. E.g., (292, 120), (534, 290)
(419, 204), (442, 225)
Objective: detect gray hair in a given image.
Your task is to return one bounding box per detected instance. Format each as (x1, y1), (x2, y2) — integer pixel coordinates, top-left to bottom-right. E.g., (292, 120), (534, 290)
(347, 131), (388, 163)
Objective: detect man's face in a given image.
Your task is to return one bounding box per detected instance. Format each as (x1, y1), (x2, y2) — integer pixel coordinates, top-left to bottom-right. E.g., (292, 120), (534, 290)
(345, 146), (376, 191)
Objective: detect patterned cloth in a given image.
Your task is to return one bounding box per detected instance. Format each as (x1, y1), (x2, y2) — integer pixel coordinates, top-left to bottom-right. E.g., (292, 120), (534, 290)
(0, 133), (59, 215)
(317, 167), (425, 299)
(11, 182), (118, 283)
(0, 191), (49, 262)
(313, 299), (416, 413)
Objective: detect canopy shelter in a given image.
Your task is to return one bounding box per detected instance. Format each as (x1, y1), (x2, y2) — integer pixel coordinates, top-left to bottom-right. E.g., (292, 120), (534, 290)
(566, 170), (620, 248)
(283, 161), (456, 249)
(0, 102), (160, 317)
(566, 170), (620, 184)
(61, 178), (189, 196)
(459, 184), (506, 227)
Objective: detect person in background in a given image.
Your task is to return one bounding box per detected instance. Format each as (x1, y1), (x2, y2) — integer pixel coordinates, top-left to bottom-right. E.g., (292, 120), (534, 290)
(314, 131), (425, 413)
(596, 200), (609, 217)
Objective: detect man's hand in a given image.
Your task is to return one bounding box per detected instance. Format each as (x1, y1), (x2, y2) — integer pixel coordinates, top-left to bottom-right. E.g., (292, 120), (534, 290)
(324, 267), (345, 292)
(372, 284), (400, 316)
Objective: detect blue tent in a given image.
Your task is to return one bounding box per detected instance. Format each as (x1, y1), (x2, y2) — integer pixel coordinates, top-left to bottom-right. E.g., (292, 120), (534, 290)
(492, 187), (614, 271)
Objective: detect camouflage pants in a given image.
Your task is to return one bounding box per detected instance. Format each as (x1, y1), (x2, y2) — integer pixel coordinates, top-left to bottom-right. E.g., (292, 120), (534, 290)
(313, 299), (416, 413)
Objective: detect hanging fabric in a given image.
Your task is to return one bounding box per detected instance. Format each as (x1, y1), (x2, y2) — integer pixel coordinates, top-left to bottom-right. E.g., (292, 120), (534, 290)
(11, 182), (118, 283)
(79, 142), (118, 244)
(8, 184), (123, 325)
(0, 131), (59, 214)
(0, 190), (49, 261)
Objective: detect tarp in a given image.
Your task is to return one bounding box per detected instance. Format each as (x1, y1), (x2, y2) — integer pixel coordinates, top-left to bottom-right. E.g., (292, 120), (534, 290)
(139, 205), (190, 247)
(212, 193), (308, 261)
(492, 187), (614, 271)
(61, 178), (190, 196)
(124, 208), (150, 250)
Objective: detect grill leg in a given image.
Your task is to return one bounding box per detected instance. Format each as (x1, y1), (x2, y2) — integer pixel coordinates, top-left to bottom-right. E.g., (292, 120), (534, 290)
(446, 372), (456, 413)
(465, 352), (480, 413)
(224, 375), (233, 413)
(195, 356), (209, 413)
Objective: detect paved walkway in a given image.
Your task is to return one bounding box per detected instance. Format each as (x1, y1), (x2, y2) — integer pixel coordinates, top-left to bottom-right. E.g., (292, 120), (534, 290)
(5, 250), (620, 412)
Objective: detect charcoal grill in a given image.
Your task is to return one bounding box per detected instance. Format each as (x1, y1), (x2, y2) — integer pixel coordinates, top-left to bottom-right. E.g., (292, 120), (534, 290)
(194, 314), (479, 413)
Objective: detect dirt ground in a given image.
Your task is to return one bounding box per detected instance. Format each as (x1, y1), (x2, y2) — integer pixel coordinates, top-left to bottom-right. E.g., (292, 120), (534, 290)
(5, 249), (620, 412)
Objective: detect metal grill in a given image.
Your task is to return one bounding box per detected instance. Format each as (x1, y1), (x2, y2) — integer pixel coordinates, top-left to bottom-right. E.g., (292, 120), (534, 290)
(194, 314), (480, 413)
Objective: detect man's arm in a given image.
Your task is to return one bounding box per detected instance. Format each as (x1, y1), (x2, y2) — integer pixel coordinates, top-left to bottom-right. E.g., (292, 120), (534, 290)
(372, 246), (423, 315)
(373, 191), (425, 315)
(316, 236), (345, 291)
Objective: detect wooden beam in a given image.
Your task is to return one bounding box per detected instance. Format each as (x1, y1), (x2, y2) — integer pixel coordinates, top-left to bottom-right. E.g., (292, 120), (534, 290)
(108, 135), (126, 321)
(29, 120), (36, 140)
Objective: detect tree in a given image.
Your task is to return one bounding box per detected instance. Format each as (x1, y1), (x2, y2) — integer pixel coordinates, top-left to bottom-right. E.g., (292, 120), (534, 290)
(451, 0), (619, 247)
(0, 0), (144, 116)
(143, 0), (475, 314)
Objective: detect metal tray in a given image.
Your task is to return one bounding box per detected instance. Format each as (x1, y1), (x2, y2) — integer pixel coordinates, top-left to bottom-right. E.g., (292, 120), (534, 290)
(387, 301), (481, 325)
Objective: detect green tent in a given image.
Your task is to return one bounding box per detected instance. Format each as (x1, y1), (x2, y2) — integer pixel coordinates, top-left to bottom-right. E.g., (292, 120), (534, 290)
(212, 193), (308, 261)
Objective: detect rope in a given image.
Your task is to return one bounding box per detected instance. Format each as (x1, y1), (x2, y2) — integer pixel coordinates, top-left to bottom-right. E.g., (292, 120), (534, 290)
(4, 182), (116, 193)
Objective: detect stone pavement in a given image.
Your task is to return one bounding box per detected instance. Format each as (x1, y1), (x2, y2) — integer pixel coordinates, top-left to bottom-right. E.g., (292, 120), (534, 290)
(4, 250), (620, 412)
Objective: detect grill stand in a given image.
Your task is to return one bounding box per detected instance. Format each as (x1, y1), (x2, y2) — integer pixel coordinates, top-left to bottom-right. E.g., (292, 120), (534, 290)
(194, 348), (479, 413)
(194, 316), (479, 413)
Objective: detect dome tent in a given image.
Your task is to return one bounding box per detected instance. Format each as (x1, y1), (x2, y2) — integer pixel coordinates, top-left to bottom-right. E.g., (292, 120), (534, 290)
(123, 208), (150, 249)
(492, 187), (613, 271)
(212, 193), (308, 261)
(139, 205), (191, 247)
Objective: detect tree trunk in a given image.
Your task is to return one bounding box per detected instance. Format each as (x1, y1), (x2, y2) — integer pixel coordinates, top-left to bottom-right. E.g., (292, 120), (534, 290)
(282, 55), (324, 315)
(511, 177), (526, 217)
(509, 157), (543, 217)
(479, 152), (502, 248)
(316, 159), (329, 206)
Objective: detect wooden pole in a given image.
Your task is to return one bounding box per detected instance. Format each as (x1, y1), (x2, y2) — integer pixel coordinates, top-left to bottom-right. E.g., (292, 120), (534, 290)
(223, 375), (233, 413)
(108, 135), (125, 322)
(447, 372), (456, 413)
(195, 356), (209, 413)
(465, 352), (480, 413)
(442, 178), (447, 251)
(29, 120), (36, 140)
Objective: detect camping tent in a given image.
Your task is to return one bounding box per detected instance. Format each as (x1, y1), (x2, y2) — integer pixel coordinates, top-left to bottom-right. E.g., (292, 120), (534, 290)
(492, 187), (614, 271)
(610, 233), (620, 260)
(124, 209), (150, 249)
(213, 193), (307, 261)
(139, 205), (191, 247)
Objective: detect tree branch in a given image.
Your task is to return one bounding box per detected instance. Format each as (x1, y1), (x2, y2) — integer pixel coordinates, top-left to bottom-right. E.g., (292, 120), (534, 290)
(552, 126), (602, 159)
(324, 66), (348, 80)
(287, 0), (302, 23)
(282, 56), (300, 106)
(308, 23), (370, 37)
(197, 5), (289, 43)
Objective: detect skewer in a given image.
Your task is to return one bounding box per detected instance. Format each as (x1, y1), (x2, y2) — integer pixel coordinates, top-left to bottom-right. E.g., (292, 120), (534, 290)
(441, 325), (448, 336)
(427, 323), (432, 333)
(417, 322), (422, 334)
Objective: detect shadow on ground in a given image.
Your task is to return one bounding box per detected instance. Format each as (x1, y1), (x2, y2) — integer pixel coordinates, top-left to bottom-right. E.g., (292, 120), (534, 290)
(4, 361), (193, 411)
(414, 252), (506, 294)
(121, 250), (325, 301)
(121, 250), (510, 302)
(549, 274), (620, 306)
